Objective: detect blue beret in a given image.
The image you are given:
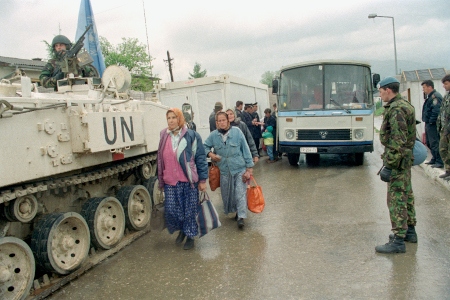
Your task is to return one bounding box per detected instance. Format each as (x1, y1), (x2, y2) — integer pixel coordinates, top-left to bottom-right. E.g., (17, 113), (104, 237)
(377, 76), (399, 88)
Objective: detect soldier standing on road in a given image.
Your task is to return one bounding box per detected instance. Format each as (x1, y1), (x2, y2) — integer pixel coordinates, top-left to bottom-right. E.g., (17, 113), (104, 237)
(421, 80), (443, 168)
(376, 77), (417, 254)
(437, 75), (450, 180)
(40, 35), (95, 91)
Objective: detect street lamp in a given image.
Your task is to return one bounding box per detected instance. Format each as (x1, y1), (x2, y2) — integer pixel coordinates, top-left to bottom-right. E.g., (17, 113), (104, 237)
(368, 13), (398, 75)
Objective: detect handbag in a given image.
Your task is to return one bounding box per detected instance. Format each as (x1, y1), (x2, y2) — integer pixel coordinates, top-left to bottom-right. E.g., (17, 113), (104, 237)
(247, 175), (265, 213)
(150, 192), (166, 231)
(196, 191), (221, 237)
(208, 162), (220, 191)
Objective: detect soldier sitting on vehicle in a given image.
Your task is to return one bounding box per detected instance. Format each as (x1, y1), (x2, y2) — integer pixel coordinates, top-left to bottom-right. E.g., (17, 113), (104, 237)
(40, 35), (96, 91)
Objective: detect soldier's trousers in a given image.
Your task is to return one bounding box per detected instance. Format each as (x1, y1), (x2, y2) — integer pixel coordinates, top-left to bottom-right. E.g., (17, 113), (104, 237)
(439, 131), (450, 171)
(387, 167), (416, 237)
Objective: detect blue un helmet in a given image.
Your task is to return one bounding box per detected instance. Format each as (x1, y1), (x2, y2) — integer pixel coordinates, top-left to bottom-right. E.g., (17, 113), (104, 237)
(377, 76), (399, 89)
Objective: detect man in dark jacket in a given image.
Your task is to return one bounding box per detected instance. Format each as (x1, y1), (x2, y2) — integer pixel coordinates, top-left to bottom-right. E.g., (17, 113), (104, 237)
(421, 80), (443, 167)
(264, 108), (278, 160)
(235, 101), (243, 121)
(241, 103), (254, 132)
(251, 103), (263, 153)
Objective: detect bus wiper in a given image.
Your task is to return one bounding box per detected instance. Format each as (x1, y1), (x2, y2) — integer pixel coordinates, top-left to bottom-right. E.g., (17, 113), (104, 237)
(330, 98), (351, 114)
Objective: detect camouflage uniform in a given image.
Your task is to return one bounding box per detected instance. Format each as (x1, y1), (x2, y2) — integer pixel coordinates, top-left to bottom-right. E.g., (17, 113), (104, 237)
(437, 92), (450, 172)
(39, 58), (95, 90)
(380, 94), (416, 238)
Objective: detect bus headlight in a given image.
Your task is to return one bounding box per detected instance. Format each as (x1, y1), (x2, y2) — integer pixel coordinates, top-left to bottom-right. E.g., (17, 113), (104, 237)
(354, 129), (364, 140)
(285, 129), (295, 140)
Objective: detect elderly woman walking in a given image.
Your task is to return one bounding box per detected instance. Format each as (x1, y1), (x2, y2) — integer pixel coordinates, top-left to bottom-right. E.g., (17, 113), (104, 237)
(157, 108), (208, 250)
(204, 112), (254, 228)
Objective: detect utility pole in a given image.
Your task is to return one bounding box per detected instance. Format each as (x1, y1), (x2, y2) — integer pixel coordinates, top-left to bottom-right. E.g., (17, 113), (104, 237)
(164, 51), (174, 82)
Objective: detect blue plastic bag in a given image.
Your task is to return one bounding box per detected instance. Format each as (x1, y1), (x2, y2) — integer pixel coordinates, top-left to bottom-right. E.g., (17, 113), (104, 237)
(413, 139), (427, 166)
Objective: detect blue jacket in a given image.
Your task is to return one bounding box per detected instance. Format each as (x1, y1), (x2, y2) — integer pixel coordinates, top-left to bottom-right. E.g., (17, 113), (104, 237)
(422, 90), (442, 124)
(204, 127), (254, 176)
(157, 126), (208, 189)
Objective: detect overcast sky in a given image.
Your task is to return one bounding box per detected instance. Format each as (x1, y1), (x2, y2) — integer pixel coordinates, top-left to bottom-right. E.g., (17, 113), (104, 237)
(1, 0), (449, 83)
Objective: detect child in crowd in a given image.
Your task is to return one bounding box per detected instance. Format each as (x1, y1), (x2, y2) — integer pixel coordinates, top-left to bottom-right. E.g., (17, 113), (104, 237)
(262, 126), (275, 163)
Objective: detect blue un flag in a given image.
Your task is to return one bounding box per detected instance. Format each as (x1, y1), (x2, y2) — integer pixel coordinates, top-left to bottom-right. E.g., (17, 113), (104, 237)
(75, 0), (106, 76)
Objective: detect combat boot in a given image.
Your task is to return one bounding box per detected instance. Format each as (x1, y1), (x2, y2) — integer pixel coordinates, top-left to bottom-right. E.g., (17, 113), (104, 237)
(376, 235), (406, 253)
(404, 225), (417, 243)
(389, 225), (417, 243)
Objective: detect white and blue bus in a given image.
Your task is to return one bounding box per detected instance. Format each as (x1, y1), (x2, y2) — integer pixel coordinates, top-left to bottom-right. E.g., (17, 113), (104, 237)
(272, 60), (380, 166)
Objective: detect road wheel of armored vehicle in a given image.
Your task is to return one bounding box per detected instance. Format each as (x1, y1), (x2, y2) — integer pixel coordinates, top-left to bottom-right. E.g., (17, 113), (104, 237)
(3, 195), (38, 223)
(137, 162), (154, 181)
(81, 197), (125, 250)
(31, 212), (90, 275)
(0, 237), (35, 300)
(306, 153), (320, 166)
(287, 153), (300, 166)
(143, 176), (165, 206)
(116, 185), (151, 231)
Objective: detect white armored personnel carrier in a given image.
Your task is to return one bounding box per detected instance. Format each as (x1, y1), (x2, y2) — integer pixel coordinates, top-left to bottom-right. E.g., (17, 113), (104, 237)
(0, 66), (168, 300)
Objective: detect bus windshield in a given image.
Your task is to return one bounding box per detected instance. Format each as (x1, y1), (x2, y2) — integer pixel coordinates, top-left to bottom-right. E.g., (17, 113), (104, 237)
(279, 64), (373, 111)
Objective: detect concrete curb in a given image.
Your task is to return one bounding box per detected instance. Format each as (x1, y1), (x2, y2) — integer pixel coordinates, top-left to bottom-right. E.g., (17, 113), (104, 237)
(418, 163), (450, 191)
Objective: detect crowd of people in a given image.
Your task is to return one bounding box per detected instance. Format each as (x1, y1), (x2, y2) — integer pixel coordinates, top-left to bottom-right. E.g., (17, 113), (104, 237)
(38, 37), (450, 255)
(156, 100), (279, 250)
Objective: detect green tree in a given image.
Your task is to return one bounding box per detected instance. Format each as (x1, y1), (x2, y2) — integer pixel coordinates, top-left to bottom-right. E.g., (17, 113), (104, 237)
(189, 62), (207, 79)
(260, 71), (277, 87)
(42, 40), (54, 59)
(100, 36), (154, 91)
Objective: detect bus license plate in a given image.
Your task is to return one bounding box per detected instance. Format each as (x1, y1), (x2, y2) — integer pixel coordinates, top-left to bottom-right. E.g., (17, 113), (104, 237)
(300, 147), (317, 153)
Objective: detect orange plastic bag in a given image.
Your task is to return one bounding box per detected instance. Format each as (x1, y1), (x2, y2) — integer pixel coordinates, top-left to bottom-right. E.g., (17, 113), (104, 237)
(208, 163), (220, 191)
(247, 176), (265, 213)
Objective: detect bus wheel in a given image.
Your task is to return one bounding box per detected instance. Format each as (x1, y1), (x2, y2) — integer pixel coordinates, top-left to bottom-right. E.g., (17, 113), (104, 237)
(306, 154), (320, 166)
(287, 153), (300, 166)
(355, 153), (364, 165)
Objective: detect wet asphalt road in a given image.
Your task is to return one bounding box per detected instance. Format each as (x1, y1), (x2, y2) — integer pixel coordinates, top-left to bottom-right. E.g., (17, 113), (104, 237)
(48, 134), (450, 300)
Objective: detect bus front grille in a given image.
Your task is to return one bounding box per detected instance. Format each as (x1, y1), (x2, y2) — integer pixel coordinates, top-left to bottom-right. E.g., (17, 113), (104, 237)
(296, 129), (351, 140)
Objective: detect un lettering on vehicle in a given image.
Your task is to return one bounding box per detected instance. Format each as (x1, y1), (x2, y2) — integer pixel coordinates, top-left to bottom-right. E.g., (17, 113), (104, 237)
(70, 112), (145, 153)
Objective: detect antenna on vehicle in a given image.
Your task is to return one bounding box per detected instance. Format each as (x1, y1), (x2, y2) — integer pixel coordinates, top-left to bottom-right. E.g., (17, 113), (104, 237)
(142, 0), (153, 78)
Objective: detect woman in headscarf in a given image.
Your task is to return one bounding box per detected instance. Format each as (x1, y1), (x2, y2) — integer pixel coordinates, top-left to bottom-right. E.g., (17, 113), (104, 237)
(204, 112), (254, 228)
(157, 108), (208, 250)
